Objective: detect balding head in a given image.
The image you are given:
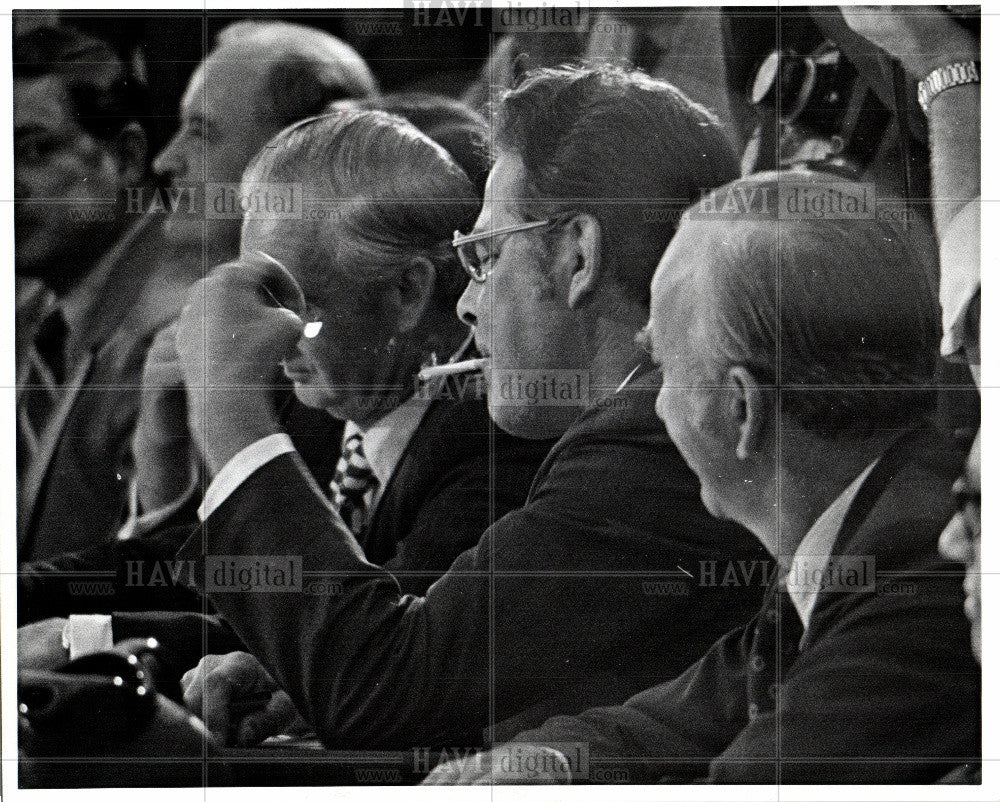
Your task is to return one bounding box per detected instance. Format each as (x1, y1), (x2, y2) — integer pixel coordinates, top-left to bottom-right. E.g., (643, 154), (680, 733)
(153, 21), (377, 254)
(646, 171), (939, 532)
(214, 21), (378, 130)
(652, 171), (938, 440)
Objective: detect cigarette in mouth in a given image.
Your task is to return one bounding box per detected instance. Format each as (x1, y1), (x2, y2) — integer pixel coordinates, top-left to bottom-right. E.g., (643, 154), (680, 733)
(417, 358), (488, 382)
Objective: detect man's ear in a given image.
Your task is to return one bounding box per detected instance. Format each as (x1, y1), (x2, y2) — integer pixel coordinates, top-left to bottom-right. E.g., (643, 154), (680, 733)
(565, 214), (602, 310)
(114, 122), (147, 187)
(391, 256), (436, 334)
(726, 365), (767, 461)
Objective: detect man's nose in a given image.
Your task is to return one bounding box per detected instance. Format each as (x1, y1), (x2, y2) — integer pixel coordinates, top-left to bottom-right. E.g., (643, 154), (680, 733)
(456, 279), (482, 328)
(938, 514), (972, 564)
(152, 134), (184, 181)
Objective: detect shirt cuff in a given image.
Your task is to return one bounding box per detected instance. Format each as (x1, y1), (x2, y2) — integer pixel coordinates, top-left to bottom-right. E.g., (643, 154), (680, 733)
(198, 433), (296, 521)
(62, 614), (114, 661)
(939, 200), (980, 360)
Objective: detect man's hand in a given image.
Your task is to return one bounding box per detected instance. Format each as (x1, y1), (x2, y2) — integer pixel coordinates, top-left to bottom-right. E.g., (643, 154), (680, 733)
(175, 257), (305, 474)
(422, 743), (573, 785)
(132, 321), (196, 510)
(181, 651), (305, 746)
(840, 5), (977, 76)
(18, 618), (70, 670)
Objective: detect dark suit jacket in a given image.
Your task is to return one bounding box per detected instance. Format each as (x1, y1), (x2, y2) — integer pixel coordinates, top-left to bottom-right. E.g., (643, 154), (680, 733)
(17, 215), (186, 562)
(511, 426), (981, 784)
(18, 393), (550, 625)
(172, 367), (770, 749)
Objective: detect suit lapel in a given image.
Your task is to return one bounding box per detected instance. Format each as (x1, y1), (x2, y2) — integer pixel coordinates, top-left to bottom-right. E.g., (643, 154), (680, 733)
(17, 349), (95, 555)
(830, 427), (925, 557)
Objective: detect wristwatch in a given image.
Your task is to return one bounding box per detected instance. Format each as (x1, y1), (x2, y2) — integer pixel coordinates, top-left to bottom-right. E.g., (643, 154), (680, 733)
(917, 61), (980, 113)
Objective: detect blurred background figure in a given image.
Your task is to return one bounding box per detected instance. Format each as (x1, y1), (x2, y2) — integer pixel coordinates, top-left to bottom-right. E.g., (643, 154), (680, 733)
(15, 19), (379, 563)
(939, 432), (981, 664)
(150, 20), (377, 266)
(14, 24), (166, 560)
(840, 5), (980, 388)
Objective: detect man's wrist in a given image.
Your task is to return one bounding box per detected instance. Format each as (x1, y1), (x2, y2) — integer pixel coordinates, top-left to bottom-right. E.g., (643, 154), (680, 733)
(918, 60), (980, 113)
(199, 390), (281, 477)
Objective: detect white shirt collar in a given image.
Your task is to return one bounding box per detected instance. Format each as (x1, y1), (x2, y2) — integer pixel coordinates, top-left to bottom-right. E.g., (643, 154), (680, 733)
(342, 393), (432, 503)
(786, 460), (878, 629)
(340, 335), (470, 508)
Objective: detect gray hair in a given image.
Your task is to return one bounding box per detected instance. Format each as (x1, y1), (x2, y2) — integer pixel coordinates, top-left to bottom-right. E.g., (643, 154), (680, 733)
(679, 171), (939, 439)
(243, 109), (478, 329)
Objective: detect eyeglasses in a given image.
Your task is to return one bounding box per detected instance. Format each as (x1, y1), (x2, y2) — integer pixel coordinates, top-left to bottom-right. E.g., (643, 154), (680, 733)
(452, 217), (566, 283)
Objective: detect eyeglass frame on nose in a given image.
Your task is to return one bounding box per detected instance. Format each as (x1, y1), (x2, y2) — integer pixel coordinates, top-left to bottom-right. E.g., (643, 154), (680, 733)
(452, 215), (571, 283)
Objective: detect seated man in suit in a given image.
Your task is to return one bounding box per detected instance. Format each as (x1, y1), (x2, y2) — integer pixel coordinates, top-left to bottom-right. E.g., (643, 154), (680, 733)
(427, 172), (980, 784)
(19, 107), (550, 676)
(174, 64), (768, 749)
(15, 21), (378, 564)
(17, 90), (516, 629)
(14, 24), (162, 560)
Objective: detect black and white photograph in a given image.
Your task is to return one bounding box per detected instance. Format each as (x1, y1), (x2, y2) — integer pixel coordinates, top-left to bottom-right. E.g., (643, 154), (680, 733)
(4, 2), (992, 797)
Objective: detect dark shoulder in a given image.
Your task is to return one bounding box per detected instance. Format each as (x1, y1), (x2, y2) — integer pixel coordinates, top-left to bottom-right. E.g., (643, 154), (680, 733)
(846, 427), (966, 567)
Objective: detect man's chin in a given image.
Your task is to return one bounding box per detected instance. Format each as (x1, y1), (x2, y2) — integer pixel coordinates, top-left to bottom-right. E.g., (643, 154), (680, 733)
(292, 384), (330, 410)
(486, 398), (576, 441)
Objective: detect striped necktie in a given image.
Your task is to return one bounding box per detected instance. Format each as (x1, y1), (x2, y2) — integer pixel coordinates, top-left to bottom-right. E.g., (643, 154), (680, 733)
(329, 433), (379, 536)
(17, 310), (68, 470)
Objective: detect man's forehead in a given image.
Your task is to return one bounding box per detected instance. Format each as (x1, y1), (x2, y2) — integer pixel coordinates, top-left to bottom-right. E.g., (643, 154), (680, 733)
(182, 53), (267, 117)
(474, 154), (527, 230)
(14, 75), (73, 130)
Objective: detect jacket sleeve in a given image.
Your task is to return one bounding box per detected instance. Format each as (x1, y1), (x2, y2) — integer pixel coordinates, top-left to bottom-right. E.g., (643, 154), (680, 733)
(508, 624), (751, 784)
(178, 449), (493, 748)
(18, 523), (203, 625)
(177, 431), (749, 750)
(709, 554), (980, 783)
(383, 439), (543, 596)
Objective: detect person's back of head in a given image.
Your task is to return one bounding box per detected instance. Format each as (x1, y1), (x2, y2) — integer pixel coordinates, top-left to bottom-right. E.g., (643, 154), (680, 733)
(493, 62), (739, 307)
(680, 171), (938, 440)
(332, 92), (489, 196)
(214, 20), (378, 129)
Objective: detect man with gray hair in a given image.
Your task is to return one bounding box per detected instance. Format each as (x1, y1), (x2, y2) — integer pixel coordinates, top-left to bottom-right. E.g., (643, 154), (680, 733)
(428, 171), (980, 784)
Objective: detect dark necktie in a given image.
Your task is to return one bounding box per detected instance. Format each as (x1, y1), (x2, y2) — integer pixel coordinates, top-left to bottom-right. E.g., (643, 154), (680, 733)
(329, 433), (379, 537)
(17, 310), (68, 468)
(746, 577), (806, 722)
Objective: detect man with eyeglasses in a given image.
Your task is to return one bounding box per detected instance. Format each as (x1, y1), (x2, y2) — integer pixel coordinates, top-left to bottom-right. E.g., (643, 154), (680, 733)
(171, 64), (768, 751)
(428, 172), (980, 785)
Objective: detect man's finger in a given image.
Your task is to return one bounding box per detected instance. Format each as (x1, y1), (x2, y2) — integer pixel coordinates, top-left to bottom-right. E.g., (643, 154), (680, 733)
(181, 654), (222, 720)
(199, 652), (273, 742)
(233, 690), (298, 746)
(212, 254), (307, 315)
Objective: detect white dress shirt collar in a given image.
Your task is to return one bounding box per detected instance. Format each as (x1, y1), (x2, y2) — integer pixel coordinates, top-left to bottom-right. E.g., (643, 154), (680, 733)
(342, 392), (432, 501)
(785, 459), (878, 629)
